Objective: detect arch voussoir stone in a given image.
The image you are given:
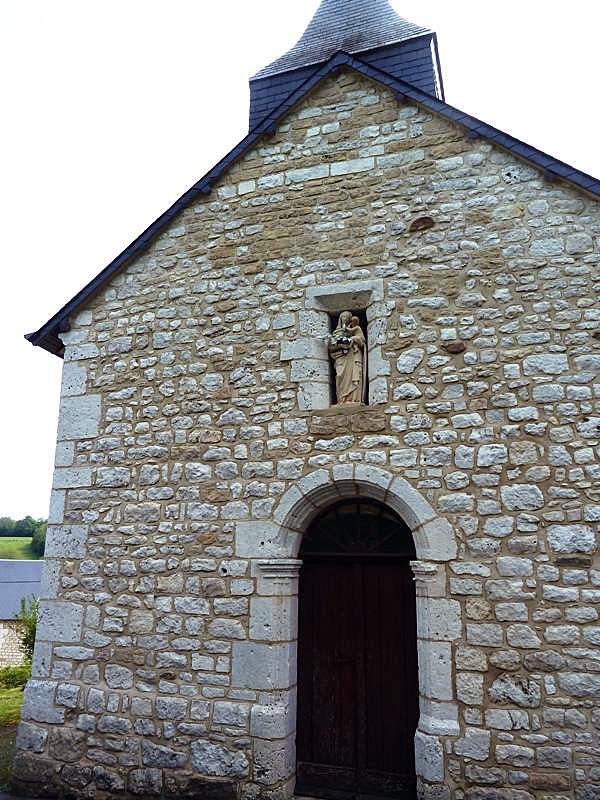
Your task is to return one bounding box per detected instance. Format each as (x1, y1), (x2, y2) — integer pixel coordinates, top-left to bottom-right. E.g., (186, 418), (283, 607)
(272, 468), (458, 563)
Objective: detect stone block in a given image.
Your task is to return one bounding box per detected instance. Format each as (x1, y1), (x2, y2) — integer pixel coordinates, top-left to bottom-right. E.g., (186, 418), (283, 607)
(231, 642), (296, 690)
(280, 339), (327, 361)
(418, 640), (452, 701)
(156, 696), (187, 720)
(305, 279), (384, 312)
(559, 673), (600, 698)
(415, 518), (458, 561)
(96, 466), (131, 487)
(414, 731), (444, 782)
(418, 697), (459, 736)
(397, 348), (425, 374)
(250, 694), (296, 739)
(128, 768), (163, 796)
(16, 722), (48, 752)
(249, 596), (298, 642)
(500, 484), (544, 511)
(523, 354), (568, 375)
(54, 441), (74, 467)
(36, 600), (83, 643)
(213, 701), (250, 727)
(536, 746), (571, 768)
(298, 381), (330, 411)
(477, 444), (508, 467)
(286, 164), (329, 183)
(142, 740), (186, 768)
(52, 467), (92, 489)
(21, 680), (64, 724)
(57, 395), (101, 440)
(416, 598), (461, 641)
(124, 502), (161, 523)
(389, 477), (436, 530)
(253, 735), (295, 785)
(547, 524), (596, 554)
(60, 362), (86, 396)
(63, 343), (98, 361)
(93, 766), (125, 792)
(105, 665), (134, 689)
(47, 489), (65, 524)
(454, 728), (491, 761)
(44, 525), (87, 558)
(236, 521), (297, 559)
(489, 675), (541, 708)
(37, 563), (59, 606)
(290, 358), (329, 382)
(369, 376), (389, 404)
(252, 560), (301, 596)
(330, 156), (374, 175)
(191, 741), (249, 778)
(495, 744), (534, 767)
(31, 640), (52, 678)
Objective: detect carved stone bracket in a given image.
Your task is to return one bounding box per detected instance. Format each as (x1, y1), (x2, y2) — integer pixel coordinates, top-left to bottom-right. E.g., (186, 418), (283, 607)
(253, 559), (303, 596)
(410, 560), (447, 598)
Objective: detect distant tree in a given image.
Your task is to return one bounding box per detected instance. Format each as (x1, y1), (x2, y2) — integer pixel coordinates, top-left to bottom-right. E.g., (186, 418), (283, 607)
(14, 516), (37, 536)
(0, 515), (48, 541)
(31, 522), (47, 558)
(16, 596), (38, 663)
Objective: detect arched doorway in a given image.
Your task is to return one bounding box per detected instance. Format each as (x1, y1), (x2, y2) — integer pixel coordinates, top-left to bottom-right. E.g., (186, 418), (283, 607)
(296, 499), (419, 800)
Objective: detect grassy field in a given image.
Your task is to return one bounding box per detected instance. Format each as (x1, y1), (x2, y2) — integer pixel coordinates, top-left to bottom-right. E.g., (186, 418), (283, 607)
(0, 688), (23, 729)
(0, 537), (38, 560)
(0, 688), (24, 791)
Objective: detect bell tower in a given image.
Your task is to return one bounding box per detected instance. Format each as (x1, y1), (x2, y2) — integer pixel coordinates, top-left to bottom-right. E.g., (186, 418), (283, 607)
(249, 0), (443, 130)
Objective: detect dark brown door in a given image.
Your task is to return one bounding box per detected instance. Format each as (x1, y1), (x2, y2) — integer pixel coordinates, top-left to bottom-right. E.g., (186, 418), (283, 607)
(296, 500), (418, 800)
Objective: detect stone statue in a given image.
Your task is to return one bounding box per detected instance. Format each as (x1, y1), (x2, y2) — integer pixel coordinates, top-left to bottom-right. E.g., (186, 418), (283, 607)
(328, 311), (367, 405)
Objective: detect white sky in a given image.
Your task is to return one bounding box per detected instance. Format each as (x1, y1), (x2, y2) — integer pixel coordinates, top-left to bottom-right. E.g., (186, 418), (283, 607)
(1, 0), (599, 520)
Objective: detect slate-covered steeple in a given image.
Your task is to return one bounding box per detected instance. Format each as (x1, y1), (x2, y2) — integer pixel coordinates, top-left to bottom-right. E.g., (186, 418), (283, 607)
(249, 0), (443, 130)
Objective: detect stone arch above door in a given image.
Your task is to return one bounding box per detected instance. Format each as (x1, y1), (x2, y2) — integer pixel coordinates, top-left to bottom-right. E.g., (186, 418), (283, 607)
(234, 467), (462, 796)
(275, 465), (457, 562)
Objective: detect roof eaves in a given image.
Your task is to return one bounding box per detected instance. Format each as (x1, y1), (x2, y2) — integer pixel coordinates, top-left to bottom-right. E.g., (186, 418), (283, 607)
(27, 51), (600, 356)
(26, 53), (358, 356)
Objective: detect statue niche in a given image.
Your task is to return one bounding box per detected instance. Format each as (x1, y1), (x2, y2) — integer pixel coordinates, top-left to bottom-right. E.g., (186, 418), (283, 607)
(328, 311), (367, 405)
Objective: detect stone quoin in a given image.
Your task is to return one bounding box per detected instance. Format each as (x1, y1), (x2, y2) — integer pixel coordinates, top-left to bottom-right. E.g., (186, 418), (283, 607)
(14, 0), (600, 798)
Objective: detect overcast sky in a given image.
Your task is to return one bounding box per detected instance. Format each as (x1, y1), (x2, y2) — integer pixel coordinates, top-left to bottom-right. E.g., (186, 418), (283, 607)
(1, 0), (599, 520)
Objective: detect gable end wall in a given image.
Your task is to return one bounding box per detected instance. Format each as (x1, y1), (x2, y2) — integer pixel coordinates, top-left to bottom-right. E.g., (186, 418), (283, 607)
(13, 69), (600, 800)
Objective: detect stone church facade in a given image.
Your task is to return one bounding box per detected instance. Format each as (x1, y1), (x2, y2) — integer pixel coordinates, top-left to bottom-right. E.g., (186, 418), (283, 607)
(14, 2), (600, 799)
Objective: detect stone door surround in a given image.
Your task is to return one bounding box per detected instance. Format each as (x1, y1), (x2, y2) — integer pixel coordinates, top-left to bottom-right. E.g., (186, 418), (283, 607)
(234, 466), (460, 796)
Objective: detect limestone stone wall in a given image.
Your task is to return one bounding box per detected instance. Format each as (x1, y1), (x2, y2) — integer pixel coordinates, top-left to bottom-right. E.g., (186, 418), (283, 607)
(13, 68), (600, 800)
(0, 621), (24, 667)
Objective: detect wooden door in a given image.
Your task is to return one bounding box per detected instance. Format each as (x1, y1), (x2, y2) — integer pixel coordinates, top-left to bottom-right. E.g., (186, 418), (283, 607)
(296, 500), (418, 800)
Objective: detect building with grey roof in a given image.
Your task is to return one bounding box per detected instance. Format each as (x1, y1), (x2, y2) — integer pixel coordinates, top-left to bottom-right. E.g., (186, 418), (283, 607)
(0, 560), (42, 667)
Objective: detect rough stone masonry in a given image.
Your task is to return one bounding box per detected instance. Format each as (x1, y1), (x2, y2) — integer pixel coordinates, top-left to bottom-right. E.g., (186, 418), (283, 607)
(12, 68), (600, 800)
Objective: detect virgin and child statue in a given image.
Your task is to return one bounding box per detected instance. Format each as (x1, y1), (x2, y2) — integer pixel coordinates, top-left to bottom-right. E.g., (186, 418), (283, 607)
(327, 311), (367, 405)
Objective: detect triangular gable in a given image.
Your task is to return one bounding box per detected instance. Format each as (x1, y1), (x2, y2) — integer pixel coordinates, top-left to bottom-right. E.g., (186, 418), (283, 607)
(27, 50), (600, 357)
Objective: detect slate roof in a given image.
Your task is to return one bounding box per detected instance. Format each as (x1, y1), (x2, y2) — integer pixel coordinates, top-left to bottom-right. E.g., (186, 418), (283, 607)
(26, 51), (600, 357)
(253, 0), (431, 79)
(0, 560), (43, 620)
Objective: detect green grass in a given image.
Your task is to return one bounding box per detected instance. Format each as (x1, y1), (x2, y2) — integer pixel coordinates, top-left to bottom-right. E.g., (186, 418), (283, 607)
(0, 537), (38, 560)
(0, 688), (24, 791)
(0, 730), (16, 792)
(0, 688), (23, 729)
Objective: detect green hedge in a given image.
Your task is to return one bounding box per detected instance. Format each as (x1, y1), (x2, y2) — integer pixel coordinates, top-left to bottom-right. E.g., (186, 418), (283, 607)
(0, 665), (31, 690)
